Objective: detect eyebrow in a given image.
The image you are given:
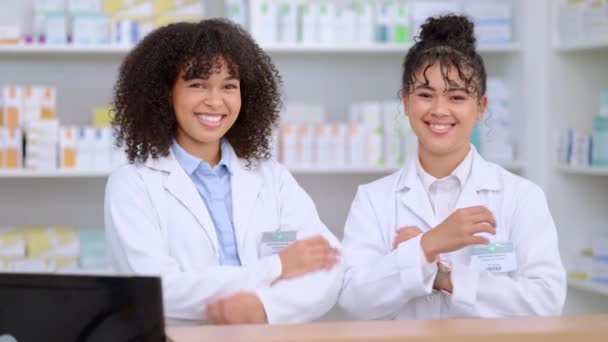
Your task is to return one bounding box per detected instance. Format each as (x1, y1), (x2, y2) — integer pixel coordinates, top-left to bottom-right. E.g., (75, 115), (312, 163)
(415, 84), (468, 92)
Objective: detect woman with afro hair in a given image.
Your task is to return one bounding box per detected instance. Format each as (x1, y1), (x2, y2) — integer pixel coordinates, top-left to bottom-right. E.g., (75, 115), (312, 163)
(104, 19), (344, 325)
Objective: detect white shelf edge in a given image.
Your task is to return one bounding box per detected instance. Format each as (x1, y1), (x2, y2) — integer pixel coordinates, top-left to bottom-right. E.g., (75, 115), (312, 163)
(568, 279), (608, 296)
(0, 44), (132, 54)
(289, 161), (523, 175)
(0, 161), (524, 178)
(557, 165), (608, 176)
(288, 166), (398, 175)
(0, 43), (521, 55)
(554, 40), (608, 53)
(0, 169), (111, 178)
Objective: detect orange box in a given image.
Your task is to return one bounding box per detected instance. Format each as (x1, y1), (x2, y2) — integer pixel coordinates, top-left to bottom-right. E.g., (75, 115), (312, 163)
(1, 86), (23, 128)
(60, 127), (77, 169)
(40, 87), (56, 120)
(0, 128), (4, 168)
(4, 127), (22, 169)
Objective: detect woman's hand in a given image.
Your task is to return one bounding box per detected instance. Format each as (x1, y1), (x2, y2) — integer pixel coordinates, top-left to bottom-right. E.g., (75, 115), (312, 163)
(421, 206), (496, 262)
(278, 235), (340, 281)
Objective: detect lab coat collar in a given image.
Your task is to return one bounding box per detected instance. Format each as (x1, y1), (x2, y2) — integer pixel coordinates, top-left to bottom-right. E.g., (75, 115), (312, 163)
(396, 146), (502, 228)
(144, 142), (263, 262)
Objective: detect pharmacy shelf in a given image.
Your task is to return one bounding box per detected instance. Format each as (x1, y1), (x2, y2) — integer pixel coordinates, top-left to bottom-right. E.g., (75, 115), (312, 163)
(289, 166), (398, 175)
(554, 40), (608, 53)
(568, 279), (608, 296)
(0, 42), (521, 55)
(264, 42), (520, 54)
(0, 169), (111, 178)
(0, 161), (524, 178)
(0, 44), (131, 54)
(557, 165), (608, 176)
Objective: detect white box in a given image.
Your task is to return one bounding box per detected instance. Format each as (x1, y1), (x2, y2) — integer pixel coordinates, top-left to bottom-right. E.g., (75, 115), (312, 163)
(277, 1), (298, 44)
(280, 123), (298, 166)
(299, 1), (319, 44)
(25, 119), (59, 170)
(76, 126), (96, 170)
(355, 0), (374, 44)
(72, 14), (110, 45)
(362, 102), (384, 166)
(329, 123), (347, 167)
(93, 127), (113, 171)
(250, 0), (278, 45)
(67, 0), (103, 14)
(348, 123), (367, 167)
(383, 101), (403, 167)
(45, 14), (68, 44)
(318, 1), (336, 44)
(297, 124), (314, 167)
(314, 123), (331, 166)
(23, 86), (43, 124)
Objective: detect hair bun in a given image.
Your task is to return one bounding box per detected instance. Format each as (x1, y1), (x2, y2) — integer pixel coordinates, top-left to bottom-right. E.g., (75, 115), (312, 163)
(419, 14), (476, 49)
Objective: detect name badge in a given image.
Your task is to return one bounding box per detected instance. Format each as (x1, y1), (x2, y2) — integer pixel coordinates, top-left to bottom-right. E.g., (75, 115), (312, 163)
(470, 242), (517, 273)
(259, 230), (297, 257)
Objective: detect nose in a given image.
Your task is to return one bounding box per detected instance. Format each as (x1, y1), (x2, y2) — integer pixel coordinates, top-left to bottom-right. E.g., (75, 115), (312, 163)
(203, 88), (223, 109)
(430, 95), (450, 117)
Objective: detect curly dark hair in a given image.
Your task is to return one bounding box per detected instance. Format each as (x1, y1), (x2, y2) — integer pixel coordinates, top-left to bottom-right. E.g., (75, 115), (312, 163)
(112, 18), (282, 164)
(402, 14), (487, 99)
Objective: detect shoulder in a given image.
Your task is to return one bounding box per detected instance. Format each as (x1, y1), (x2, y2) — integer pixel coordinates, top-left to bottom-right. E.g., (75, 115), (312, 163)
(482, 161), (547, 206)
(355, 169), (402, 204)
(106, 162), (152, 194)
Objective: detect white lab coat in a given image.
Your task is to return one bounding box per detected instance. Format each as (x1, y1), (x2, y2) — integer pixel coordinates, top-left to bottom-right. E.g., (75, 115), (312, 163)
(104, 145), (344, 325)
(339, 149), (566, 320)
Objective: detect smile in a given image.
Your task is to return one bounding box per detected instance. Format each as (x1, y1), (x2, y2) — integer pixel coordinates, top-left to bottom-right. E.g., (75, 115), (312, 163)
(195, 113), (226, 128)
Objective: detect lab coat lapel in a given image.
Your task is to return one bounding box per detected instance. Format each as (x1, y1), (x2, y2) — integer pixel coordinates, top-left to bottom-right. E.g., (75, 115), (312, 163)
(455, 149), (502, 210)
(230, 154), (263, 261)
(147, 152), (220, 255)
(397, 160), (437, 229)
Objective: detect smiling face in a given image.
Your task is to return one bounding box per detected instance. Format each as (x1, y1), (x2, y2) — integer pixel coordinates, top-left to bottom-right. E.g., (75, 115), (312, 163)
(403, 62), (487, 161)
(172, 58), (241, 157)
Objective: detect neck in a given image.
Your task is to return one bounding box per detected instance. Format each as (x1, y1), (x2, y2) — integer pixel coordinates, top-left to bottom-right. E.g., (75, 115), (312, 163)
(418, 144), (471, 179)
(175, 132), (222, 167)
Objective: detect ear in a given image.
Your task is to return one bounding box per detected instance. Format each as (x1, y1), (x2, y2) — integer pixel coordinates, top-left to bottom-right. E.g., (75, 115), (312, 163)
(477, 95), (488, 121)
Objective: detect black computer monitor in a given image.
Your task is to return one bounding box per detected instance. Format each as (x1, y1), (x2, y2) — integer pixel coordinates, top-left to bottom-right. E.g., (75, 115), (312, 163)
(0, 273), (167, 342)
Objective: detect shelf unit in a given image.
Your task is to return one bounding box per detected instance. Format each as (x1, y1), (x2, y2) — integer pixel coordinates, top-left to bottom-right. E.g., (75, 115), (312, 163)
(557, 165), (608, 176)
(554, 40), (608, 53)
(568, 279), (608, 297)
(0, 170), (112, 178)
(0, 161), (525, 178)
(0, 42), (521, 55)
(0, 0), (527, 250)
(549, 2), (608, 314)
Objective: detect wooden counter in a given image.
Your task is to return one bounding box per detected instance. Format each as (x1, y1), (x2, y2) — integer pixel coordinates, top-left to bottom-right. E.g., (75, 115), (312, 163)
(167, 315), (608, 342)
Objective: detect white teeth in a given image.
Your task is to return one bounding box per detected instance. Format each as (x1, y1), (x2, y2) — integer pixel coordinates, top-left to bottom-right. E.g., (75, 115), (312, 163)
(199, 114), (222, 123)
(431, 124), (451, 130)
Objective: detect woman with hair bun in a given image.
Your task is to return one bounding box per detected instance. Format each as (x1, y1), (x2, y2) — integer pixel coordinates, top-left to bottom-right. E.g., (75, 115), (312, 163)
(338, 14), (565, 319)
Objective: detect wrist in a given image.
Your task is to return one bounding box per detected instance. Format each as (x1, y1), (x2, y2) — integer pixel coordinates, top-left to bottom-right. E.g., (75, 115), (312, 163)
(420, 232), (438, 263)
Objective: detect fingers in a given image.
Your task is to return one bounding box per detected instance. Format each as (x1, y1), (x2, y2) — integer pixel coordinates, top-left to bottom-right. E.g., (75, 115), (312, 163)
(398, 226), (423, 235)
(393, 226), (423, 249)
(467, 235), (490, 246)
(469, 222), (497, 235)
(206, 300), (224, 325)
